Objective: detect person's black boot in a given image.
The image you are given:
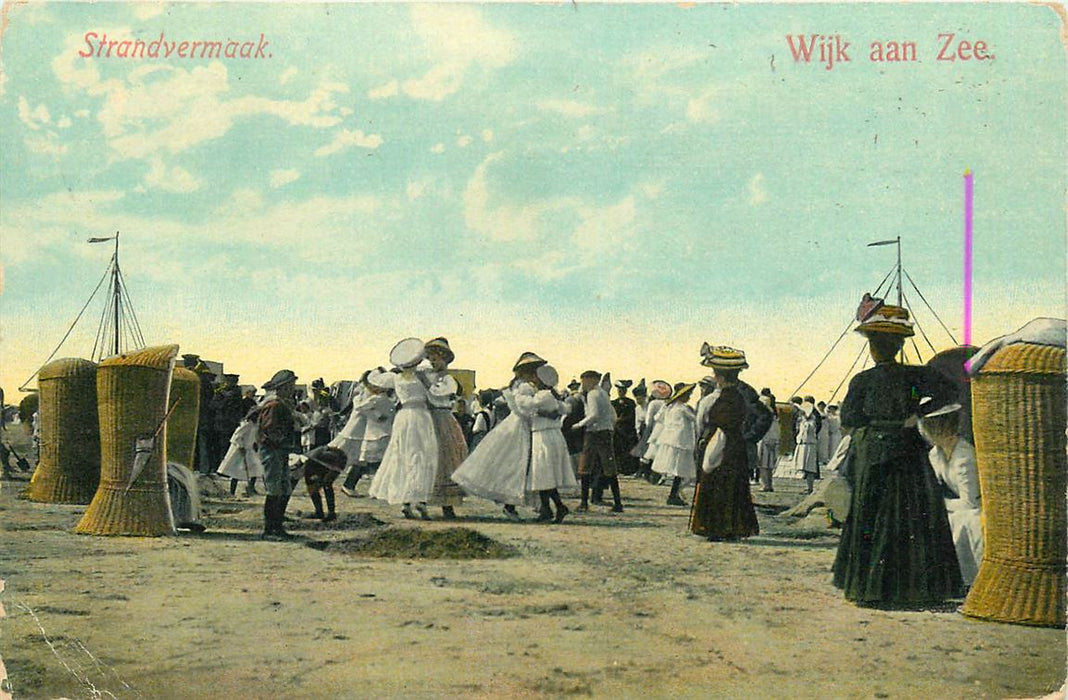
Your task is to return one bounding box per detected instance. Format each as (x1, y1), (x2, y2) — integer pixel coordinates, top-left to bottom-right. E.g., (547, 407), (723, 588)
(441, 505), (457, 520)
(591, 475), (604, 505)
(609, 477), (624, 513)
(247, 477), (258, 496)
(536, 491), (553, 522)
(550, 489), (569, 523)
(578, 475), (590, 512)
(306, 492), (325, 519)
(261, 496), (275, 538)
(230, 478), (239, 496)
(342, 463), (363, 496)
(667, 477), (688, 506)
(323, 487), (337, 522)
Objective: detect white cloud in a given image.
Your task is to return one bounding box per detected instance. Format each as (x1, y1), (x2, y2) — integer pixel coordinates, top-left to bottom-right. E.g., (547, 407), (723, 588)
(25, 134), (68, 156)
(377, 6), (517, 102)
(367, 80), (399, 100)
(279, 67), (298, 85)
(314, 128), (384, 157)
(482, 129), (494, 143)
(270, 169), (301, 189)
(457, 134), (473, 148)
(685, 90), (719, 124)
(748, 173), (768, 206)
(537, 99), (606, 118)
(145, 157), (200, 193)
(407, 179), (428, 201)
(17, 97), (50, 130)
(132, 4), (166, 20)
(430, 143), (446, 154)
(57, 116), (72, 129)
(51, 32), (352, 179)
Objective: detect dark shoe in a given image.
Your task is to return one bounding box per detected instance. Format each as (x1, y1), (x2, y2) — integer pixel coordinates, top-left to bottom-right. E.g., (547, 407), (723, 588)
(503, 506), (521, 521)
(441, 506), (457, 520)
(401, 505), (416, 520)
(536, 507), (553, 522)
(302, 512), (324, 520)
(323, 513), (337, 523)
(415, 503), (431, 521)
(554, 504), (570, 524)
(611, 504), (624, 513)
(666, 495), (688, 507)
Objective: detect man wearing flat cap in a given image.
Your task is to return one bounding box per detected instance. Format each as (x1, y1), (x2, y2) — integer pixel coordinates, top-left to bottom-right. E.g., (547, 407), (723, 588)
(249, 369), (299, 540)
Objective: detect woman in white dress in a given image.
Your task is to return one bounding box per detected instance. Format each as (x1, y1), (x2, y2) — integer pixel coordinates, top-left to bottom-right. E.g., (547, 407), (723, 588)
(515, 365), (578, 523)
(367, 339), (439, 520)
(652, 382), (698, 506)
(335, 370), (397, 496)
(792, 399), (820, 493)
(424, 338), (468, 519)
(217, 419), (265, 496)
(919, 400), (983, 587)
(756, 395), (779, 492)
(634, 380), (672, 482)
(451, 352), (546, 519)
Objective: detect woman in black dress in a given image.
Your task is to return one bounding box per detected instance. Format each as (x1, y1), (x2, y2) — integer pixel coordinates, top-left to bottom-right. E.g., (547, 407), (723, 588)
(832, 300), (963, 607)
(689, 346), (759, 541)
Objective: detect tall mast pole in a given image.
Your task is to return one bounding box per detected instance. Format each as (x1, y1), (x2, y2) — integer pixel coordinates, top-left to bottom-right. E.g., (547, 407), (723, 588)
(892, 237), (901, 307)
(113, 231), (121, 356)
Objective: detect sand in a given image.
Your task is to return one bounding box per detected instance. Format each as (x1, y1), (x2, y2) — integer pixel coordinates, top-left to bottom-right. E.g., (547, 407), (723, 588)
(1, 454), (1065, 699)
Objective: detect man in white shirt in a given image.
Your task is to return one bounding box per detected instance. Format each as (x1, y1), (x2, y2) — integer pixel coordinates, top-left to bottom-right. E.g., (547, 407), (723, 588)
(572, 370), (623, 513)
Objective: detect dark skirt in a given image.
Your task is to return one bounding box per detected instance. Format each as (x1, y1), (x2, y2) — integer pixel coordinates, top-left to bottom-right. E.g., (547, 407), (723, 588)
(689, 444), (758, 540)
(832, 427), (963, 606)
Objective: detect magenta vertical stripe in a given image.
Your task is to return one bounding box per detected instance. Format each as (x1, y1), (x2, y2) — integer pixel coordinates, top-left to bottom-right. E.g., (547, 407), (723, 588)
(964, 170), (974, 346)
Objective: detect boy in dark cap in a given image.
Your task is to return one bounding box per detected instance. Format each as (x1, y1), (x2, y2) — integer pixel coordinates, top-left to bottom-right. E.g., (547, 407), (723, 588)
(249, 369), (299, 540)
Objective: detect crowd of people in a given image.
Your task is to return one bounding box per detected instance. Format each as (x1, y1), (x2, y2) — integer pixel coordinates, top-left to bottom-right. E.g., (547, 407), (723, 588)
(1, 295), (986, 612)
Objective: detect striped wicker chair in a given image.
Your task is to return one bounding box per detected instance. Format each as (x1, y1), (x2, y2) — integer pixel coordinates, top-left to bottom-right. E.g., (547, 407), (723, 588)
(75, 345), (180, 536)
(26, 358), (100, 504)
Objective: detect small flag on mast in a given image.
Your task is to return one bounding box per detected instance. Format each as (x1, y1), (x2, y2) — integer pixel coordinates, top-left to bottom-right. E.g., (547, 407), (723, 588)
(87, 236), (117, 243)
(867, 239), (898, 247)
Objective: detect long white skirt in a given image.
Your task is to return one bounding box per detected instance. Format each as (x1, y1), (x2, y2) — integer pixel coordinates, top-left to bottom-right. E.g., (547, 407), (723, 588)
(651, 443), (696, 479)
(217, 422), (265, 482)
(757, 441), (779, 470)
(948, 506), (984, 587)
(530, 428), (579, 493)
(368, 407), (437, 505)
(451, 414), (536, 507)
(794, 442), (819, 475)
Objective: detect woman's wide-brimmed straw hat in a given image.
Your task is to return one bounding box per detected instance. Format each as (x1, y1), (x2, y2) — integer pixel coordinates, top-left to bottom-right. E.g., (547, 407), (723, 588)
(536, 364), (559, 388)
(614, 379), (633, 390)
(700, 344), (749, 371)
(650, 380), (672, 400)
(424, 337), (455, 364)
(668, 382), (697, 404)
(390, 338), (427, 369)
(855, 295), (915, 337)
(262, 369), (297, 390)
(513, 351), (547, 372)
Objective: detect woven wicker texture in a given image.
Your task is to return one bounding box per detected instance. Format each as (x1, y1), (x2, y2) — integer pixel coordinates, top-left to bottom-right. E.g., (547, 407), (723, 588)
(961, 342), (1066, 627)
(165, 367), (201, 470)
(75, 345), (179, 536)
(27, 358), (100, 504)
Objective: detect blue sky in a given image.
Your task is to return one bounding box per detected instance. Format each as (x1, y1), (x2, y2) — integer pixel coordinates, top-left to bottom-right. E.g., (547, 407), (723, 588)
(1, 2), (1065, 397)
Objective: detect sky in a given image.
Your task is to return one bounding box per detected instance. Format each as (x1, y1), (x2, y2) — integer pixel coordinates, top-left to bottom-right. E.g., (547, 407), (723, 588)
(1, 2), (1065, 401)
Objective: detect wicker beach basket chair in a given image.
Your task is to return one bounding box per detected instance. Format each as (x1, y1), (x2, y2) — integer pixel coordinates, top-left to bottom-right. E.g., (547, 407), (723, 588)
(75, 345), (180, 537)
(26, 358), (100, 504)
(961, 342), (1067, 627)
(166, 367), (201, 470)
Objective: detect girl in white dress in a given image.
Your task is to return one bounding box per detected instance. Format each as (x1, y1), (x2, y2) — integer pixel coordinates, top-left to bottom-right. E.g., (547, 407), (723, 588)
(217, 419), (265, 496)
(334, 370), (396, 496)
(920, 401), (983, 587)
(652, 383), (697, 506)
(367, 339), (439, 520)
(451, 352), (547, 519)
(635, 380), (672, 482)
(515, 365), (578, 523)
